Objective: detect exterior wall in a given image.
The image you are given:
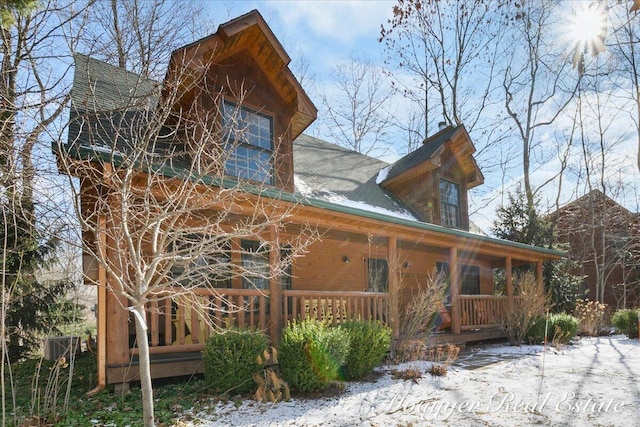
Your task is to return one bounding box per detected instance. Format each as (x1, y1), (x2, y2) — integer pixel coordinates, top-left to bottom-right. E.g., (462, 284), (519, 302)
(292, 235), (387, 292)
(388, 147), (470, 231)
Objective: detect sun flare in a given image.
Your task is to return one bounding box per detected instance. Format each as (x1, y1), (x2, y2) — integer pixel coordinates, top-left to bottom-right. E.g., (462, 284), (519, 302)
(569, 2), (608, 54)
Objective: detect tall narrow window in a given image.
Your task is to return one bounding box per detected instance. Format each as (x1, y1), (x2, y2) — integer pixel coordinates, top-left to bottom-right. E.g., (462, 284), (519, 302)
(241, 240), (270, 291)
(461, 265), (480, 295)
(439, 178), (461, 228)
(367, 258), (389, 292)
(222, 100), (273, 184)
(169, 235), (231, 288)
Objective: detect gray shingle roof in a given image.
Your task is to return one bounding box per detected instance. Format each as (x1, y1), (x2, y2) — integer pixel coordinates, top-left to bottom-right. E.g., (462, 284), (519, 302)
(71, 54), (158, 112)
(293, 135), (419, 220)
(384, 125), (461, 181)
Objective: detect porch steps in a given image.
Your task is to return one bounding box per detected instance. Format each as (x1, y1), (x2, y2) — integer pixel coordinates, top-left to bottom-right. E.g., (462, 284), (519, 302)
(427, 328), (506, 349)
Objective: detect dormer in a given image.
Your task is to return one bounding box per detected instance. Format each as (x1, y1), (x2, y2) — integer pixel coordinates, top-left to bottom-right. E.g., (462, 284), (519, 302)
(380, 125), (484, 231)
(163, 10), (317, 192)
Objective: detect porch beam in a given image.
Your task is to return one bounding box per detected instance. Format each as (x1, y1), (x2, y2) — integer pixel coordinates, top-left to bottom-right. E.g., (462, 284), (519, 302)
(506, 256), (513, 313)
(450, 246), (461, 334)
(387, 235), (399, 339)
(269, 225), (282, 344)
(87, 214), (108, 396)
(536, 260), (543, 288)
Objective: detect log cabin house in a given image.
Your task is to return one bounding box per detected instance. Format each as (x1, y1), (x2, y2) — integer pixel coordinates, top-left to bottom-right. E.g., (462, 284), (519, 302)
(56, 10), (562, 388)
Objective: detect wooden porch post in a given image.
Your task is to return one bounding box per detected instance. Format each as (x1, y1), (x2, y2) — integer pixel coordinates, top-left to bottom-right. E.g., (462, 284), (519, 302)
(387, 235), (399, 339)
(450, 246), (461, 334)
(104, 190), (132, 385)
(87, 214), (108, 396)
(269, 226), (282, 345)
(506, 256), (513, 313)
(536, 260), (543, 288)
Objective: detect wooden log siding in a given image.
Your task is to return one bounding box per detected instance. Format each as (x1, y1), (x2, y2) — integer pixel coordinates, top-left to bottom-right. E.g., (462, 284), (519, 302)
(283, 290), (390, 325)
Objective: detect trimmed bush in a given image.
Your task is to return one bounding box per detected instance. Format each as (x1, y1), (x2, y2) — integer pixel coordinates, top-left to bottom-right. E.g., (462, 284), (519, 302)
(525, 313), (579, 344)
(339, 320), (391, 380)
(278, 318), (350, 392)
(202, 328), (269, 395)
(611, 309), (640, 339)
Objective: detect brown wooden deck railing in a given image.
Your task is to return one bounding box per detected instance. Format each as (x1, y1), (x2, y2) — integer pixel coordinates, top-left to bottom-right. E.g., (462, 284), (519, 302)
(459, 295), (508, 331)
(131, 288), (389, 356)
(283, 290), (389, 325)
(131, 287), (271, 355)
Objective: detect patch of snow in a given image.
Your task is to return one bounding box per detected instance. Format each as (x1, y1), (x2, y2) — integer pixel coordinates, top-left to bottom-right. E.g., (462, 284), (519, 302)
(375, 165), (391, 184)
(182, 336), (640, 427)
(332, 198), (418, 221)
(294, 173), (418, 222)
(293, 174), (313, 197)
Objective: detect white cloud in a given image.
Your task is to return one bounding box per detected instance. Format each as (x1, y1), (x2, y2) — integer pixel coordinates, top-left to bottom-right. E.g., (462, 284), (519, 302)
(266, 0), (394, 45)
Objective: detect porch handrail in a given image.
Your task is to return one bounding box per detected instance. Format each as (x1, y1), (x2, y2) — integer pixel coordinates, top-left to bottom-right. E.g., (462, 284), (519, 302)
(283, 289), (389, 325)
(132, 286), (272, 355)
(459, 294), (509, 330)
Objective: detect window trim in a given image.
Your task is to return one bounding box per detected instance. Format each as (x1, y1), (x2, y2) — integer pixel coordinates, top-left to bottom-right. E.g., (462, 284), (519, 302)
(222, 99), (275, 185)
(439, 177), (462, 228)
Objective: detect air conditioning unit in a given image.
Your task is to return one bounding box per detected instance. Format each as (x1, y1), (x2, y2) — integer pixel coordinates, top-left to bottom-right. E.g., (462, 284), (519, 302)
(44, 336), (81, 361)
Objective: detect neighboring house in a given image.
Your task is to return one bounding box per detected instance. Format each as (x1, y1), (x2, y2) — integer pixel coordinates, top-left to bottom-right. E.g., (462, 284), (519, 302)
(550, 190), (640, 309)
(55, 10), (561, 387)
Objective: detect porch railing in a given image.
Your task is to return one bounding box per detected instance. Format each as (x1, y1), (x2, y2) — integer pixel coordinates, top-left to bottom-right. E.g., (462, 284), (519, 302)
(459, 295), (508, 331)
(283, 290), (389, 325)
(131, 288), (389, 355)
(131, 287), (271, 355)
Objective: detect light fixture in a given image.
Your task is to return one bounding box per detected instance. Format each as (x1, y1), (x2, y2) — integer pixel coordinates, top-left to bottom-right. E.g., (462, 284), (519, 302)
(342, 255), (350, 264)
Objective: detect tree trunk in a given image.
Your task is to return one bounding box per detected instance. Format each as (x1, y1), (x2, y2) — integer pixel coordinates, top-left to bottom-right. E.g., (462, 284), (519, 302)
(133, 303), (155, 427)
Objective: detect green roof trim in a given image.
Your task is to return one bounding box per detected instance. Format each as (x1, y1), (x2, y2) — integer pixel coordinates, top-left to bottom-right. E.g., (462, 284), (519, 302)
(54, 141), (564, 259)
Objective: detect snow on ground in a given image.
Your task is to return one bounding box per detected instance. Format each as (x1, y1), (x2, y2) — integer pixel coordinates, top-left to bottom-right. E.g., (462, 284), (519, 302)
(185, 336), (640, 426)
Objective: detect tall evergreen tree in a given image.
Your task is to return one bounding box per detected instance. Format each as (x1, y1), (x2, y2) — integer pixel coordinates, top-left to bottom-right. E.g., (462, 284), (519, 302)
(493, 187), (584, 312)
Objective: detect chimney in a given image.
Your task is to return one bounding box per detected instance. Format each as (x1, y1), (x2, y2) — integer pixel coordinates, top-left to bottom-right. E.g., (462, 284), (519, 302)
(438, 121), (447, 131)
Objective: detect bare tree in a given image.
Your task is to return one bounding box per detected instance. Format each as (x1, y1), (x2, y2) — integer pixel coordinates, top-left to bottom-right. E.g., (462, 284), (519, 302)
(1, 2), (91, 425)
(56, 55), (317, 426)
(80, 0), (214, 79)
(380, 0), (503, 142)
(501, 0), (579, 210)
(320, 57), (393, 156)
(608, 4), (640, 172)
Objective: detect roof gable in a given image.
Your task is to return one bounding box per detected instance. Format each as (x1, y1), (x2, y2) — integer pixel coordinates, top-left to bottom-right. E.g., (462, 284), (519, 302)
(381, 125), (484, 189)
(165, 9), (316, 139)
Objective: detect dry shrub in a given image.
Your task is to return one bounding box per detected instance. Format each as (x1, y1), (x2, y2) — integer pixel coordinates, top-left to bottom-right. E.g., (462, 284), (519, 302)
(425, 344), (459, 377)
(502, 272), (550, 345)
(393, 269), (447, 358)
(573, 299), (607, 336)
(391, 368), (422, 381)
(394, 339), (427, 363)
(427, 364), (448, 377)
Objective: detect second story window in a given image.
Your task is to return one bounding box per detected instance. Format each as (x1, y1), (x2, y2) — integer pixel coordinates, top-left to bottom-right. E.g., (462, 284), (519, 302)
(222, 100), (273, 184)
(439, 178), (461, 228)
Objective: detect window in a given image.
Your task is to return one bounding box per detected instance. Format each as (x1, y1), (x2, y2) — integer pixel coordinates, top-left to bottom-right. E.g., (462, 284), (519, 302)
(461, 265), (480, 295)
(222, 100), (273, 184)
(367, 258), (389, 292)
(439, 178), (461, 228)
(169, 235), (232, 288)
(436, 262), (480, 299)
(241, 240), (270, 291)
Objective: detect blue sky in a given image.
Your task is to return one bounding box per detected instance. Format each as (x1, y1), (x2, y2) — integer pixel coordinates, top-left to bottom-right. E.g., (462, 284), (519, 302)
(202, 1), (640, 233)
